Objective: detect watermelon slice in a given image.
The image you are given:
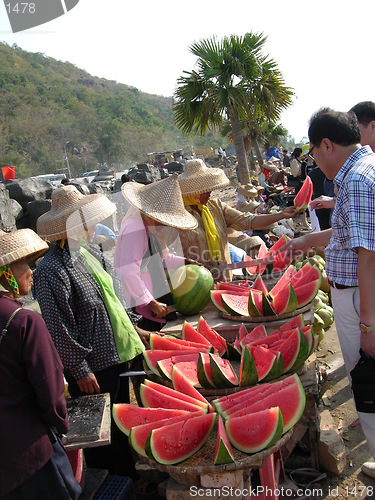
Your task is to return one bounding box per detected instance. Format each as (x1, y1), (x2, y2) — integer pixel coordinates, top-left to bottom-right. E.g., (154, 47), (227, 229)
(222, 293), (250, 317)
(112, 404), (189, 436)
(226, 407), (284, 453)
(157, 352), (199, 381)
(273, 328), (309, 373)
(145, 413), (216, 465)
(248, 345), (277, 382)
(181, 321), (212, 346)
(140, 382), (208, 412)
(293, 279), (321, 308)
(227, 377), (305, 432)
(271, 251), (294, 273)
(143, 349), (202, 376)
(279, 314), (305, 333)
(268, 234), (290, 254)
(240, 324), (267, 348)
(149, 333), (212, 352)
(209, 353), (238, 388)
(248, 290), (263, 317)
(294, 176), (313, 210)
(171, 365), (213, 410)
(271, 283), (298, 315)
(252, 274), (268, 295)
(217, 282), (250, 291)
(239, 346), (258, 386)
(197, 316), (227, 356)
(292, 265), (322, 290)
(262, 293), (276, 316)
(129, 411), (203, 457)
(197, 352), (215, 388)
(212, 374), (299, 415)
(226, 339), (242, 360)
(215, 415), (234, 465)
(268, 265), (297, 299)
(210, 290), (249, 313)
(247, 331), (281, 348)
(158, 359), (201, 387)
(143, 379), (208, 409)
(239, 323), (248, 341)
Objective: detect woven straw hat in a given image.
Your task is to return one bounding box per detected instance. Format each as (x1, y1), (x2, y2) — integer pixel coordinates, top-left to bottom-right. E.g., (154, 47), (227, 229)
(262, 160), (278, 172)
(37, 185), (116, 241)
(237, 184), (258, 199)
(122, 173), (197, 229)
(256, 185), (265, 194)
(241, 200), (260, 213)
(178, 158), (229, 196)
(0, 228), (49, 267)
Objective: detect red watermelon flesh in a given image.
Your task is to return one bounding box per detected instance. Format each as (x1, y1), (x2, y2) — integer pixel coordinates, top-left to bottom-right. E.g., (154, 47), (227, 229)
(213, 374), (299, 414)
(268, 265), (297, 299)
(271, 283), (298, 315)
(181, 321), (211, 346)
(294, 176), (313, 210)
(226, 407), (283, 453)
(140, 382), (208, 412)
(239, 323), (248, 341)
(210, 290), (227, 313)
(129, 411), (203, 457)
(209, 353), (239, 388)
(228, 379), (305, 432)
(215, 415), (235, 465)
(197, 316), (227, 356)
(268, 234), (290, 254)
(171, 365), (213, 411)
(240, 324), (267, 348)
(247, 331), (281, 348)
(222, 293), (251, 317)
(149, 333), (212, 352)
(293, 279), (321, 308)
(218, 282), (250, 291)
(156, 353), (199, 379)
(279, 314), (305, 333)
(249, 345), (277, 381)
(252, 274), (269, 295)
(272, 251), (294, 273)
(243, 242), (269, 275)
(144, 349), (202, 375)
(112, 404), (189, 436)
(143, 379), (208, 409)
(289, 262), (312, 284)
(291, 264), (321, 289)
(273, 328), (309, 373)
(145, 413), (216, 465)
(158, 358), (199, 385)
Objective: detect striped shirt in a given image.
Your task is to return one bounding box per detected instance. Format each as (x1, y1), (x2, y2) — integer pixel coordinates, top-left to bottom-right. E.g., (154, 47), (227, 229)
(325, 146), (375, 286)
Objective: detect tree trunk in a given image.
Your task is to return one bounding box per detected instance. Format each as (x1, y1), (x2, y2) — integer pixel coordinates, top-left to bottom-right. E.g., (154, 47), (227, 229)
(230, 111), (250, 184)
(254, 140), (263, 167)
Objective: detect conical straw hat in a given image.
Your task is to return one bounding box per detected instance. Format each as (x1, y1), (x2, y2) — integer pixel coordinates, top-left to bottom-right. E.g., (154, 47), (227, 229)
(237, 184), (258, 198)
(122, 173), (197, 229)
(178, 159), (229, 196)
(0, 228), (49, 267)
(37, 185), (116, 241)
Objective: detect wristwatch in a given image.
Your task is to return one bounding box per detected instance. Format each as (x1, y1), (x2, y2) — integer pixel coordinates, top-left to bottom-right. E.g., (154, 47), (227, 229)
(359, 323), (375, 333)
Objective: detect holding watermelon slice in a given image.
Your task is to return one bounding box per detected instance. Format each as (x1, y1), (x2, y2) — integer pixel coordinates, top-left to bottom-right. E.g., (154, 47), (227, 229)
(294, 176), (313, 211)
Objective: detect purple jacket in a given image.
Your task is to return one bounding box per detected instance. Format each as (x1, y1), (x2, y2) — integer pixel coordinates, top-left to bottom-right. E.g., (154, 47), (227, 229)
(0, 296), (68, 496)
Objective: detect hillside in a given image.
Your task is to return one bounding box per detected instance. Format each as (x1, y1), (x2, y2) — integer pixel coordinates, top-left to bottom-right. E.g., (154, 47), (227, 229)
(0, 42), (224, 179)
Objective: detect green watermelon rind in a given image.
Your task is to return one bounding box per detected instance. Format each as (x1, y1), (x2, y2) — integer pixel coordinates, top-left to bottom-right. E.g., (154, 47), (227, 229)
(221, 293), (249, 316)
(262, 293), (276, 317)
(197, 352), (215, 388)
(145, 413), (216, 465)
(239, 346), (259, 387)
(214, 415), (235, 465)
(170, 265), (214, 316)
(289, 329), (310, 372)
(225, 407), (284, 454)
(248, 291), (262, 317)
(209, 353), (238, 389)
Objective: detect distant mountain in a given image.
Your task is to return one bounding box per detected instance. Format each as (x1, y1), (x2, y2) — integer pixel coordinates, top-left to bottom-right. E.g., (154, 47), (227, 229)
(0, 42), (223, 178)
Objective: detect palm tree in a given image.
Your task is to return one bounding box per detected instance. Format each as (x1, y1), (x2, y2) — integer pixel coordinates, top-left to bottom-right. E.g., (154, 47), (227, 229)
(173, 32), (294, 184)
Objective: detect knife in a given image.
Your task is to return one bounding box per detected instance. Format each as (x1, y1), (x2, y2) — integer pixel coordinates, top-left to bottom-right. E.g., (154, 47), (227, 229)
(220, 256), (274, 272)
(120, 370), (154, 377)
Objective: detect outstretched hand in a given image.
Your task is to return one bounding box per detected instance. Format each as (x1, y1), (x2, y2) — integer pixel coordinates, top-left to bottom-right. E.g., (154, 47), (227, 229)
(274, 234), (310, 261)
(310, 195), (335, 211)
(281, 206), (303, 219)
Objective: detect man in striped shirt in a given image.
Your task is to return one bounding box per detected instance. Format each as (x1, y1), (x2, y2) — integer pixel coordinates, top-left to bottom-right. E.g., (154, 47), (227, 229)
(279, 108), (375, 478)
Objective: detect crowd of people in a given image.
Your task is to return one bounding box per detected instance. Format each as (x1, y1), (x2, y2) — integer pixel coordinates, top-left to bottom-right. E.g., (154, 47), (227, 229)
(1, 100), (375, 497)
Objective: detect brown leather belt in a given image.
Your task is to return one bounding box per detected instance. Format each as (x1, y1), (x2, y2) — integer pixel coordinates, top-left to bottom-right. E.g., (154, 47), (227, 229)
(328, 279), (357, 290)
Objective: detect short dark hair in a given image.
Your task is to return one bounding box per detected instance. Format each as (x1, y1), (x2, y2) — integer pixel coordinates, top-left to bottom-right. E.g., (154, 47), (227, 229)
(292, 147), (302, 158)
(121, 173), (131, 184)
(308, 107), (361, 147)
(350, 101), (375, 126)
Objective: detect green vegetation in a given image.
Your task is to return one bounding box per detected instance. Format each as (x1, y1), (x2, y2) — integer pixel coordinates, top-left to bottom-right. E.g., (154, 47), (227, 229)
(173, 32), (294, 184)
(0, 42), (224, 178)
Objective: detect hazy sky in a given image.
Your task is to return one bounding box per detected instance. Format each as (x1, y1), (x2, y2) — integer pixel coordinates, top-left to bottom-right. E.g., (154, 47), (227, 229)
(0, 0), (373, 142)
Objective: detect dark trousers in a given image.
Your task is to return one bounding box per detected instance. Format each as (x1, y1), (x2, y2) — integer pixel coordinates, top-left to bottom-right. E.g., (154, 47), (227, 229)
(65, 362), (136, 479)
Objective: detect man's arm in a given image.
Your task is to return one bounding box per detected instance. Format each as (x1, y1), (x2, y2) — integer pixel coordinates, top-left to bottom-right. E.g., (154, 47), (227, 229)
(276, 229), (332, 259)
(357, 247), (375, 358)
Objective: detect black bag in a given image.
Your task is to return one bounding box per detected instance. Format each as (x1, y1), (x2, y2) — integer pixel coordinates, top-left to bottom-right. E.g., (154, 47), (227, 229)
(350, 350), (375, 413)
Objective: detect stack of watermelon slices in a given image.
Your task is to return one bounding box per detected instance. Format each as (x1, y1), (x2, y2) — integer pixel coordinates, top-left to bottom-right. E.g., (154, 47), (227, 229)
(241, 235), (293, 277)
(113, 373), (306, 464)
(213, 261), (322, 318)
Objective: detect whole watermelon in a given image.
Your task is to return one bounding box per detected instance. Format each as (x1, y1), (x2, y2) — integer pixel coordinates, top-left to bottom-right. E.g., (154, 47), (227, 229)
(169, 265), (214, 316)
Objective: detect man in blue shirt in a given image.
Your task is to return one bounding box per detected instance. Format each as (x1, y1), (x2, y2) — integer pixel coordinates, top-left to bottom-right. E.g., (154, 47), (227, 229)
(279, 108), (375, 478)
